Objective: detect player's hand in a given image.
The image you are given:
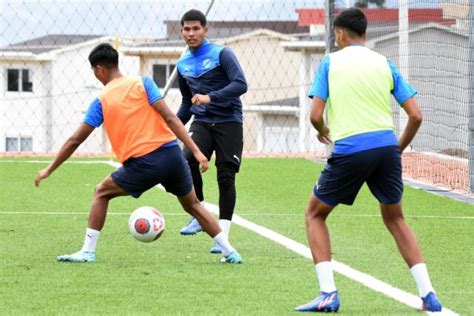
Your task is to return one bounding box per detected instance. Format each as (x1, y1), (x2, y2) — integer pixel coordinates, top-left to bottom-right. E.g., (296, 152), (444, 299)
(191, 94), (211, 106)
(35, 168), (50, 187)
(194, 152), (209, 173)
(317, 126), (332, 145)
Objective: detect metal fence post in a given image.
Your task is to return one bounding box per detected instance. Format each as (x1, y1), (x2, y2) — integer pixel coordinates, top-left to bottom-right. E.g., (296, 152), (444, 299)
(325, 0), (336, 54)
(323, 0), (335, 155)
(398, 0), (409, 137)
(468, 2), (474, 192)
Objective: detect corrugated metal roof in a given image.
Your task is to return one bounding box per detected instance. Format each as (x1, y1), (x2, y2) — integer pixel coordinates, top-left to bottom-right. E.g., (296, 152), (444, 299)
(1, 34), (103, 54)
(164, 20), (309, 40)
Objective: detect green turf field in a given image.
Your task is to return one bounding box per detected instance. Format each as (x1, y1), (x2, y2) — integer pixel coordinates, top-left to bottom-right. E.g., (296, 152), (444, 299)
(0, 158), (472, 315)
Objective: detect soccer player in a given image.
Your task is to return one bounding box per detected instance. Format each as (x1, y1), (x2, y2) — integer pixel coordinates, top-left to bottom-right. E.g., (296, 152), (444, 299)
(294, 8), (442, 313)
(176, 9), (248, 254)
(34, 43), (242, 264)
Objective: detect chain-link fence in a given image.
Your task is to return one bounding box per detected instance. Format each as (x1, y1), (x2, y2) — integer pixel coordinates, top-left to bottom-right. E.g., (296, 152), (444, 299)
(1, 0), (473, 192)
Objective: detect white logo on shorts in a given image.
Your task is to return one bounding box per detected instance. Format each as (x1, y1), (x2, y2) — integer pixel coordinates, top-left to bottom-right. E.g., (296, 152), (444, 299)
(233, 155), (240, 163)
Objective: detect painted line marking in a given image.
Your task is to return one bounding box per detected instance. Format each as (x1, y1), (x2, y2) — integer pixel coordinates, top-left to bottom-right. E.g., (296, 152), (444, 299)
(0, 159), (459, 314)
(1, 211), (473, 220)
(202, 202), (457, 315)
(104, 160), (458, 315)
(0, 211), (185, 216)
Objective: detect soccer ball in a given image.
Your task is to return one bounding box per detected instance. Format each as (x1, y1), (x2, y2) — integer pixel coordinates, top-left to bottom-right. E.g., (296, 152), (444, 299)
(128, 206), (165, 242)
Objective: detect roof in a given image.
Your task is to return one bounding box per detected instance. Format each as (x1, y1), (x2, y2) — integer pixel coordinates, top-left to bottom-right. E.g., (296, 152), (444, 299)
(295, 8), (456, 26)
(281, 21), (453, 52)
(245, 97), (300, 113)
(164, 20), (309, 40)
(368, 22), (468, 45)
(1, 34), (103, 54)
(256, 97), (299, 107)
(123, 29), (297, 56)
(281, 38), (325, 52)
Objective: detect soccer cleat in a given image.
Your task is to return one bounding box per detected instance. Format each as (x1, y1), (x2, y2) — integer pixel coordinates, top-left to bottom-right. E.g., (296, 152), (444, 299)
(57, 251), (96, 263)
(220, 251), (242, 264)
(179, 217), (202, 235)
(210, 245), (222, 254)
(294, 290), (340, 312)
(421, 292), (442, 312)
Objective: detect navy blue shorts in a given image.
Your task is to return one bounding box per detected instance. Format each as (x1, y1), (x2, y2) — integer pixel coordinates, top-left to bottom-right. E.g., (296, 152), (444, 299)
(111, 145), (193, 198)
(314, 146), (403, 206)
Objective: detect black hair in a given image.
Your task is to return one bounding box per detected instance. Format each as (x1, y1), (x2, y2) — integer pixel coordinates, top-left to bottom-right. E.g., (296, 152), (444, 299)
(88, 43), (119, 68)
(180, 9), (207, 27)
(333, 8), (367, 36)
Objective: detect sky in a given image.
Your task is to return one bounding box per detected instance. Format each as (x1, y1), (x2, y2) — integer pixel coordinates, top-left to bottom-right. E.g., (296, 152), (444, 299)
(0, 0), (445, 46)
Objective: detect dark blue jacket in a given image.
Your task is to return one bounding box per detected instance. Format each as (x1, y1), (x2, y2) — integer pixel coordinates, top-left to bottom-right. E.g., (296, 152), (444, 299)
(176, 40), (248, 124)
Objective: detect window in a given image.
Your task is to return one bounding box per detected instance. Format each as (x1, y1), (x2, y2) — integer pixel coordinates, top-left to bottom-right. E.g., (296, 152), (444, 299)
(7, 69), (19, 91)
(7, 68), (33, 92)
(5, 136), (32, 151)
(20, 137), (33, 151)
(22, 69), (33, 92)
(5, 137), (18, 151)
(152, 64), (179, 89)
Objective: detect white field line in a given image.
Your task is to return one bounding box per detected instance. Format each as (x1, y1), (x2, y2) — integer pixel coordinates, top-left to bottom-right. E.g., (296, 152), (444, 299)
(0, 211), (185, 216)
(103, 160), (458, 315)
(202, 202), (458, 316)
(0, 160), (110, 164)
(1, 211), (473, 220)
(8, 160), (472, 219)
(1, 159), (459, 315)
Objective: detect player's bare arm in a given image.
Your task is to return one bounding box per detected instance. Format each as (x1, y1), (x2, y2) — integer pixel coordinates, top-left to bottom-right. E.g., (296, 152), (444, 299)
(310, 96), (331, 145)
(151, 99), (209, 172)
(398, 97), (422, 152)
(35, 122), (95, 187)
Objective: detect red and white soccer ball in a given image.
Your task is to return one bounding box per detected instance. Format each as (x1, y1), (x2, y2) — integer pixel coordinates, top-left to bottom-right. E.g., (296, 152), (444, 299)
(128, 206), (165, 242)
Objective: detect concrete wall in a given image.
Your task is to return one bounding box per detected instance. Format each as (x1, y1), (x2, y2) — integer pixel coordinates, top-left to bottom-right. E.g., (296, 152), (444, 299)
(230, 35), (301, 105)
(0, 60), (50, 152)
(0, 40), (139, 154)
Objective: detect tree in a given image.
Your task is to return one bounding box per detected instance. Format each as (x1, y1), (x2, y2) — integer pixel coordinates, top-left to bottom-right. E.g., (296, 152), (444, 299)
(354, 0), (385, 8)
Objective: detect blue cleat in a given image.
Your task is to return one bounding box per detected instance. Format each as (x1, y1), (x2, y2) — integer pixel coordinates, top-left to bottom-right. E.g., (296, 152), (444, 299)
(180, 217), (202, 235)
(220, 251), (242, 264)
(421, 292), (442, 312)
(294, 290), (340, 312)
(210, 245), (222, 254)
(57, 251), (96, 263)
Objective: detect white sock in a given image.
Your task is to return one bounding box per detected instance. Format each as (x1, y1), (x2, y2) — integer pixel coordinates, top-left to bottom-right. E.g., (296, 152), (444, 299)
(316, 261), (337, 293)
(410, 263), (435, 297)
(80, 228), (100, 253)
(213, 232), (235, 257)
(219, 219), (231, 239)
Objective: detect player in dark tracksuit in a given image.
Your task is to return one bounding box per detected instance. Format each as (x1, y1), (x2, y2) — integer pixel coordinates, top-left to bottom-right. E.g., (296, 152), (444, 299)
(177, 9), (247, 255)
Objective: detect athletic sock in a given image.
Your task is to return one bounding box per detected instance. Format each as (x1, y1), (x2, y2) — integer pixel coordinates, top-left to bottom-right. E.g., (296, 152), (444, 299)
(80, 228), (100, 253)
(219, 219), (231, 239)
(316, 261), (337, 293)
(213, 232), (235, 257)
(410, 263), (435, 297)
